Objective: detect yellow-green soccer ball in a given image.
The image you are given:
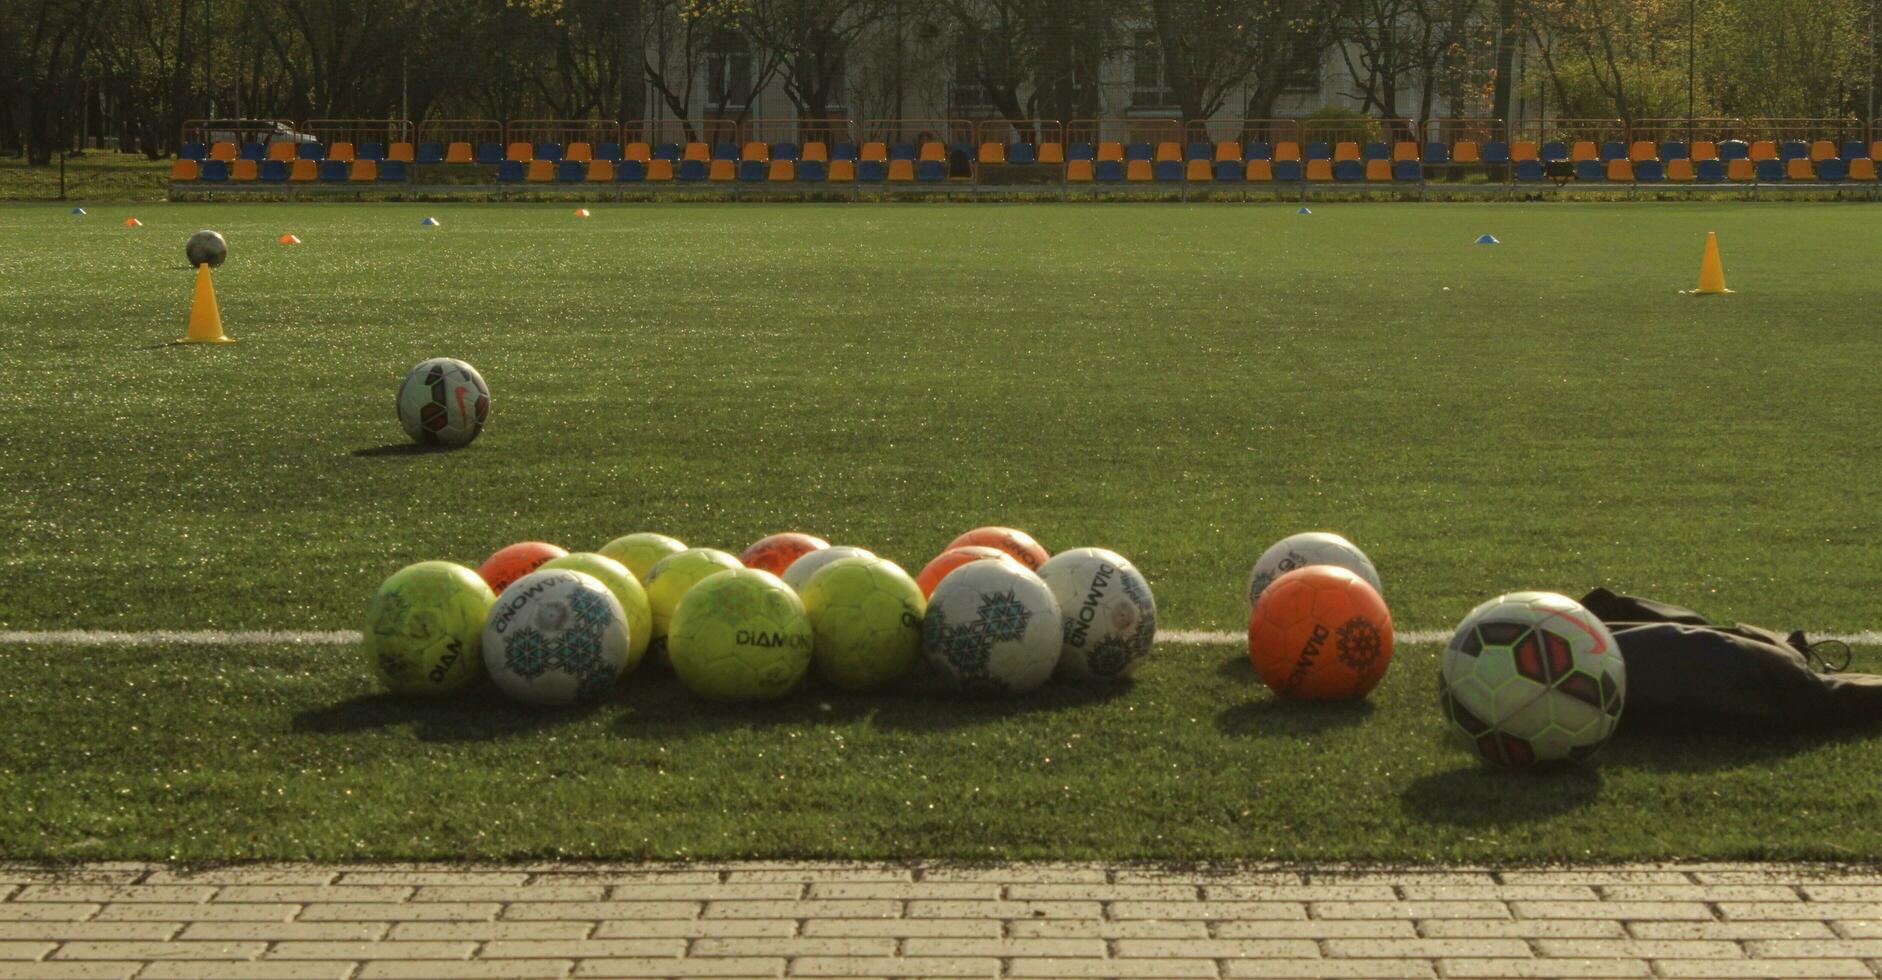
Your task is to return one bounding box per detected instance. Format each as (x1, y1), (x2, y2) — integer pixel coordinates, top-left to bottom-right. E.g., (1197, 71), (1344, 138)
(363, 561), (496, 696)
(643, 547), (742, 663)
(540, 552), (652, 672)
(800, 556), (925, 691)
(669, 568), (814, 701)
(599, 532), (687, 582)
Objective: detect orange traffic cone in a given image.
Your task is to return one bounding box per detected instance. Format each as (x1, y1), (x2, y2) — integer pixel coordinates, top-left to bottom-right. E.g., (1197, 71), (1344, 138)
(1686, 231), (1733, 295)
(176, 263), (234, 344)
(278, 234), (300, 245)
(123, 217), (143, 227)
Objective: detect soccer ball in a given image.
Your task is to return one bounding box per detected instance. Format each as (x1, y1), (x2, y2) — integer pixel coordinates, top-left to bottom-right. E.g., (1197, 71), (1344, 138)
(1440, 591), (1626, 769)
(922, 559), (1062, 695)
(477, 541), (567, 594)
(643, 547), (743, 660)
(668, 568), (814, 701)
(398, 358), (491, 448)
(1248, 565), (1394, 700)
(185, 229), (227, 268)
(740, 532), (830, 576)
(781, 545), (876, 591)
(800, 556), (925, 691)
(947, 526), (1049, 571)
(915, 546), (1016, 599)
(1246, 531), (1383, 608)
(362, 561), (495, 696)
(482, 568), (630, 706)
(540, 552), (651, 671)
(599, 532), (687, 582)
(1038, 548), (1157, 681)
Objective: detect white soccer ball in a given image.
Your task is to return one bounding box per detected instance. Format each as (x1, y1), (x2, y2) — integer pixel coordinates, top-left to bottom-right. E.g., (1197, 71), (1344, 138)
(781, 545), (876, 591)
(1439, 591), (1626, 768)
(921, 559), (1062, 695)
(1038, 547), (1157, 680)
(398, 358), (490, 448)
(482, 568), (630, 706)
(1246, 531), (1382, 607)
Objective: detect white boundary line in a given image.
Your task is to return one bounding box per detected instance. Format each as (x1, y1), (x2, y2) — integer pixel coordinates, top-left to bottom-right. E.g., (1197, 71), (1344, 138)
(2, 628), (1880, 648)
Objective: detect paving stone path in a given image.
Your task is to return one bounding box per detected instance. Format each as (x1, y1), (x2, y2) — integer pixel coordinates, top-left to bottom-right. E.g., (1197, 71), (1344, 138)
(4, 863), (1882, 978)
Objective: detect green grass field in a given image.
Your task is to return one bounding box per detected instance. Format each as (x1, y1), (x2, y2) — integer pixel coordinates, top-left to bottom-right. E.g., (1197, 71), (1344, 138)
(2, 201), (1879, 863)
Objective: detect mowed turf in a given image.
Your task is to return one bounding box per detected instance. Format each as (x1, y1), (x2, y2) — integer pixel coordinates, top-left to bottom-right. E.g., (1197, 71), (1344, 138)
(1, 201), (1880, 862)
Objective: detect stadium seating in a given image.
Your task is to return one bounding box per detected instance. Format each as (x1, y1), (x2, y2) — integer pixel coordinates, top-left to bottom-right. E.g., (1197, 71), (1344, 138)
(919, 141), (946, 163)
(1333, 159), (1363, 181)
(615, 160), (645, 182)
(1810, 140), (1837, 162)
(738, 160), (767, 181)
(854, 160), (884, 181)
(379, 160), (408, 182)
(1393, 160), (1422, 182)
(680, 142), (708, 162)
(1629, 140), (1657, 162)
(977, 142), (1005, 164)
(170, 160), (200, 182)
(889, 141), (916, 161)
(1569, 140), (1597, 162)
(1750, 158), (1781, 181)
(1125, 159), (1152, 182)
(555, 160), (585, 182)
(1633, 160), (1664, 182)
(1244, 159), (1272, 181)
(672, 158), (703, 181)
(565, 142), (592, 163)
(418, 141), (445, 163)
(1479, 141), (1507, 164)
(1774, 140), (1804, 162)
(646, 160), (674, 181)
(1817, 158), (1847, 181)
(767, 160), (795, 182)
(524, 159), (554, 182)
(267, 142), (297, 163)
(349, 160), (377, 182)
(1513, 159), (1543, 182)
(1510, 140), (1539, 162)
(797, 160), (827, 181)
(1305, 159), (1333, 181)
(290, 159), (319, 182)
(1364, 141), (1390, 161)
(1211, 160), (1241, 182)
(654, 142), (681, 161)
(622, 142), (650, 162)
(1599, 140), (1626, 162)
(477, 142), (504, 164)
(1124, 142), (1153, 162)
(1422, 141), (1449, 163)
(1037, 143), (1064, 164)
(1718, 139), (1750, 161)
(388, 142), (415, 163)
(770, 142), (798, 161)
(318, 160), (348, 181)
(1725, 158), (1754, 180)
(708, 159), (736, 181)
(1851, 158), (1877, 181)
(1659, 140), (1688, 161)
(916, 159), (946, 181)
(1152, 160), (1182, 181)
(825, 160), (854, 181)
(327, 142), (356, 163)
(180, 141), (207, 161)
(1094, 160), (1124, 182)
(358, 142), (385, 161)
(1841, 140), (1867, 162)
(200, 160), (229, 182)
(1453, 141), (1482, 164)
(1605, 159), (1632, 182)
(1696, 159), (1726, 181)
(1574, 159), (1603, 181)
(1333, 141), (1359, 162)
(1275, 141), (1302, 162)
(1066, 160), (1093, 182)
(1008, 143), (1037, 164)
(1272, 160), (1303, 182)
(1666, 159), (1695, 181)
(260, 161), (289, 183)
(207, 141), (236, 162)
(230, 160), (257, 181)
(1691, 140), (1718, 161)
(1364, 160), (1391, 181)
(1245, 140), (1272, 160)
(1392, 142), (1418, 162)
(1154, 142), (1180, 162)
(881, 159), (911, 181)
(1305, 141), (1331, 160)
(1785, 158), (1814, 181)
(298, 143), (325, 160)
(240, 142), (265, 161)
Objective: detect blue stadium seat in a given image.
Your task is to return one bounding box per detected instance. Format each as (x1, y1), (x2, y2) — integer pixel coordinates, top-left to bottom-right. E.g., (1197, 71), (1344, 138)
(1068, 141), (1095, 161)
(1540, 140), (1569, 162)
(1006, 143), (1037, 164)
(298, 142), (325, 161)
(677, 159), (708, 181)
(1633, 160), (1664, 182)
(1755, 158), (1784, 181)
(1305, 141), (1331, 160)
(1819, 158), (1848, 181)
(796, 160), (826, 182)
(653, 142), (681, 161)
(1272, 160), (1303, 181)
(738, 160), (768, 182)
(1695, 159), (1726, 182)
(1574, 159), (1604, 181)
(1393, 160), (1423, 181)
(318, 160), (348, 181)
(888, 142), (916, 161)
(615, 160), (645, 182)
(1482, 141), (1510, 164)
(477, 142), (504, 165)
(533, 142), (563, 162)
(770, 142), (799, 161)
(556, 160), (585, 182)
(1778, 140), (1808, 162)
(711, 142), (739, 161)
(1842, 140), (1867, 161)
(416, 142), (445, 164)
(378, 160), (408, 182)
(259, 160), (289, 182)
(1599, 140), (1626, 162)
(1212, 161), (1242, 182)
(1185, 141), (1212, 161)
(199, 160), (229, 182)
(179, 141), (206, 161)
(949, 141), (975, 164)
(1659, 140), (1688, 161)
(1717, 139), (1749, 161)
(1244, 140), (1272, 161)
(359, 142), (386, 161)
(1362, 141), (1389, 161)
(1423, 141), (1450, 164)
(917, 160), (947, 181)
(496, 160), (525, 182)
(857, 160), (887, 182)
(1513, 159), (1543, 181)
(1333, 159), (1364, 181)
(832, 142), (859, 161)
(1125, 142), (1153, 161)
(240, 142), (266, 161)
(595, 142), (624, 162)
(1094, 160), (1125, 182)
(1153, 160), (1183, 181)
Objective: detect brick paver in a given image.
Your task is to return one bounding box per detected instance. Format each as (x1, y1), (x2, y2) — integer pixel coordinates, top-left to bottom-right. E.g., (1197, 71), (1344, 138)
(3, 863), (1882, 978)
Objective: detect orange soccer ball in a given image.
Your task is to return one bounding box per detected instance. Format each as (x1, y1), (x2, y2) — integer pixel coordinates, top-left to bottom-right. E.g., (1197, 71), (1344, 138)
(739, 532), (830, 576)
(947, 526), (1048, 571)
(477, 541), (568, 594)
(915, 546), (1014, 599)
(1247, 565), (1394, 701)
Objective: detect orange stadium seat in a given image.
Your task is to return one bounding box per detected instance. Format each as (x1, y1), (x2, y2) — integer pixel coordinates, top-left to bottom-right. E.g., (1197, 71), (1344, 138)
(709, 159), (736, 181)
(1154, 142), (1181, 162)
(624, 142), (651, 162)
(1305, 159), (1333, 181)
(1748, 140), (1777, 161)
(801, 142), (829, 163)
(646, 159), (674, 181)
(526, 159), (554, 181)
(349, 160), (377, 181)
(289, 159), (318, 181)
(1570, 140), (1597, 162)
(1037, 143), (1064, 164)
(586, 161), (613, 182)
(388, 142), (415, 163)
(683, 142), (710, 162)
(1365, 159), (1391, 181)
(506, 142), (533, 162)
(1273, 141), (1301, 162)
(1810, 140), (1837, 162)
(1452, 140), (1481, 163)
(1510, 140), (1539, 162)
(1334, 141), (1360, 162)
(860, 141), (888, 162)
(1851, 158), (1878, 181)
(445, 142), (473, 164)
(230, 160), (257, 181)
(565, 142), (593, 163)
(209, 141), (237, 162)
(1125, 159), (1152, 181)
(267, 142), (298, 163)
(170, 160), (199, 181)
(887, 159), (915, 181)
(1244, 159), (1273, 181)
(827, 159), (856, 181)
(1690, 140), (1718, 161)
(918, 142), (945, 163)
(977, 143), (1005, 164)
(1214, 142), (1242, 162)
(768, 160), (795, 181)
(326, 142), (356, 163)
(741, 141), (769, 162)
(1066, 160), (1093, 182)
(1097, 141), (1124, 162)
(1185, 159), (1211, 181)
(1629, 140), (1657, 162)
(1727, 158), (1755, 181)
(1786, 158), (1815, 180)
(1392, 142), (1419, 162)
(1606, 159), (1633, 181)
(1666, 159), (1695, 181)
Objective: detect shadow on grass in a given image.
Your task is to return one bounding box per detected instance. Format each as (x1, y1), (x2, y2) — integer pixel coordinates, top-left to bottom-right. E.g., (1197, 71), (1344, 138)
(1214, 696), (1376, 737)
(1401, 764), (1604, 826)
(292, 689), (600, 742)
(1216, 652), (1256, 681)
(1598, 719), (1882, 774)
(351, 442), (450, 458)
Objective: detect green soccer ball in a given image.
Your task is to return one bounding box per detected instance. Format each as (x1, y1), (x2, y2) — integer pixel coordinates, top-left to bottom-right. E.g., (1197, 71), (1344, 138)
(362, 561), (497, 696)
(800, 556), (925, 691)
(599, 531), (687, 582)
(669, 568), (814, 701)
(540, 552), (652, 672)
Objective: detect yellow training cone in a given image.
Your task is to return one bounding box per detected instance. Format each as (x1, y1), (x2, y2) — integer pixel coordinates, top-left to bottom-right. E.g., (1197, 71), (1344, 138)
(1687, 231), (1733, 295)
(176, 263), (234, 344)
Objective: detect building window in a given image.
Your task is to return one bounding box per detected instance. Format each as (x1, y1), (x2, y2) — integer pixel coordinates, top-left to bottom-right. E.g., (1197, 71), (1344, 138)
(1132, 31), (1174, 108)
(707, 34), (752, 110)
(1281, 34), (1321, 94)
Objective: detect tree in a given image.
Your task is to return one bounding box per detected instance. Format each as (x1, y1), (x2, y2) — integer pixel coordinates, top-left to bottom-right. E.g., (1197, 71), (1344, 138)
(1147, 0), (1340, 123)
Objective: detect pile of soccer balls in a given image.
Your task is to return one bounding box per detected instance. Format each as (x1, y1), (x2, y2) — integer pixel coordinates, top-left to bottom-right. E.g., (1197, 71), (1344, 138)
(1241, 531), (1627, 771)
(362, 526), (1157, 708)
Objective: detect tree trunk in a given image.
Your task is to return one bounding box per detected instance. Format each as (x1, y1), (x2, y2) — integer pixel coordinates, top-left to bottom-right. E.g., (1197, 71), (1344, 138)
(1492, 0), (1517, 126)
